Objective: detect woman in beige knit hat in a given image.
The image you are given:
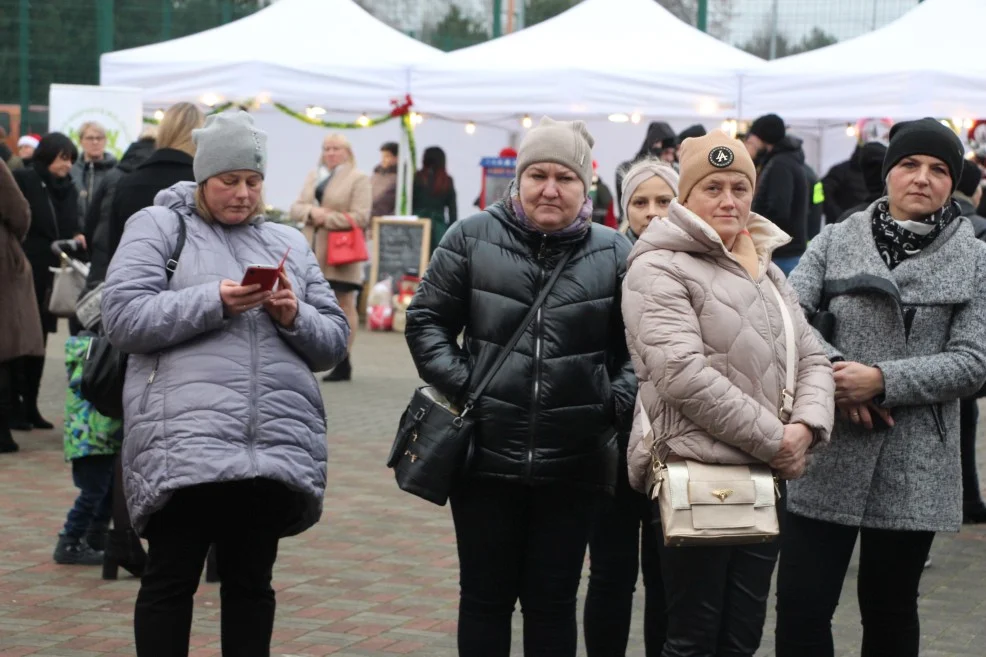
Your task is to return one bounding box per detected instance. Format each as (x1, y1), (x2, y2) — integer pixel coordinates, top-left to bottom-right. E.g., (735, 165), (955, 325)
(405, 116), (635, 657)
(618, 158), (680, 243)
(622, 130), (834, 657)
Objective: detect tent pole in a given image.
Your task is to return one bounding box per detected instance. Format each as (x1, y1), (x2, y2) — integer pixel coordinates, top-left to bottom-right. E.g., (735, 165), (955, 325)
(768, 0), (779, 59)
(18, 0), (29, 132)
(697, 0), (708, 33)
(493, 0), (502, 38)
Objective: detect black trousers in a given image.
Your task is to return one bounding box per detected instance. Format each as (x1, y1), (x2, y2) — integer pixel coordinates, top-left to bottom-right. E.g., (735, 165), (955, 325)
(450, 477), (599, 657)
(585, 453), (665, 657)
(656, 504), (779, 657)
(960, 398), (984, 507)
(775, 512), (935, 657)
(134, 478), (292, 657)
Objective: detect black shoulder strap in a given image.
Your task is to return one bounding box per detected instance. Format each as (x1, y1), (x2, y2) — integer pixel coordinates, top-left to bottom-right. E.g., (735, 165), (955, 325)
(462, 246), (576, 413)
(165, 214), (187, 282)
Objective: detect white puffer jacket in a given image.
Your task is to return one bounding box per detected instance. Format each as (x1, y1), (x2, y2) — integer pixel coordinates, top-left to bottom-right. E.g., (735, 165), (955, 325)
(622, 201), (834, 494)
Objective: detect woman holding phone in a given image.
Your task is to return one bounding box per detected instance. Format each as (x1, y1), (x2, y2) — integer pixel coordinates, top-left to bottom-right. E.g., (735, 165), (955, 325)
(101, 111), (349, 656)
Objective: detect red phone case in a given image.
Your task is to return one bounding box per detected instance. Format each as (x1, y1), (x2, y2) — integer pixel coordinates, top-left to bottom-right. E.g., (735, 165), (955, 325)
(241, 265), (279, 291)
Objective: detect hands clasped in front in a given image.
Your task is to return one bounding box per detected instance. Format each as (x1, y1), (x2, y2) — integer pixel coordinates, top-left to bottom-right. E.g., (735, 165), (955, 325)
(220, 270), (298, 328)
(770, 423), (814, 480)
(833, 361), (894, 430)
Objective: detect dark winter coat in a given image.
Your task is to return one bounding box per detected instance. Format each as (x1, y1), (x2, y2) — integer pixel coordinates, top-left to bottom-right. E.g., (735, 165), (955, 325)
(956, 195), (986, 240)
(404, 202), (636, 493)
(821, 146), (868, 224)
(805, 163), (823, 240)
(71, 153), (118, 221)
(615, 122), (677, 214)
(83, 138), (156, 288)
(13, 164), (81, 333)
(753, 136), (809, 258)
(108, 149), (195, 259)
(0, 159), (44, 362)
(412, 172), (457, 254)
(788, 202), (986, 532)
(370, 164), (398, 218)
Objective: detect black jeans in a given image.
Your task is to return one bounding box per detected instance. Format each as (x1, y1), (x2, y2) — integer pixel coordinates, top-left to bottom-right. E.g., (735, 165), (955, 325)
(585, 452), (665, 657)
(960, 398), (984, 507)
(134, 478), (292, 657)
(62, 454), (115, 539)
(775, 512), (935, 657)
(450, 477), (599, 657)
(656, 504), (779, 657)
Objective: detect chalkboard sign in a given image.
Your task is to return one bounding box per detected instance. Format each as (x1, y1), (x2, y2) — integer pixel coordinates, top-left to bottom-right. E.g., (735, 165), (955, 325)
(370, 217), (432, 291)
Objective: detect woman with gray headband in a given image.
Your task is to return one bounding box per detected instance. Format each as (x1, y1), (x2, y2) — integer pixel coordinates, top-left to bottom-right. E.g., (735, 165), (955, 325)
(618, 158), (680, 243)
(101, 111), (349, 656)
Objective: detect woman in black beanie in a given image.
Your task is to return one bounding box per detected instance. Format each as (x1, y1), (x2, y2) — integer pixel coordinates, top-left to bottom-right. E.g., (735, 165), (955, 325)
(774, 117), (986, 657)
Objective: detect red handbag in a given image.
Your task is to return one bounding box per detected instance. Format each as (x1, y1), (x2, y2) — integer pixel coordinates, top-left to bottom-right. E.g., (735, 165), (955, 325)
(325, 213), (369, 266)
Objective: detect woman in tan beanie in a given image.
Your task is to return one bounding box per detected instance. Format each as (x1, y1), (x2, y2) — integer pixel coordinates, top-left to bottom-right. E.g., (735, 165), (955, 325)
(405, 116), (635, 657)
(622, 130), (834, 656)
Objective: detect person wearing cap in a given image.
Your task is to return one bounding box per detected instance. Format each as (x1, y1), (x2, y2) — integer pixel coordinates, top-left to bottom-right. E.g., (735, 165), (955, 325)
(623, 130), (834, 657)
(101, 110), (350, 655)
(776, 118), (986, 657)
(834, 141), (889, 223)
(17, 133), (40, 162)
(581, 158), (678, 657)
(618, 157), (679, 243)
(406, 116), (634, 657)
(745, 113), (811, 275)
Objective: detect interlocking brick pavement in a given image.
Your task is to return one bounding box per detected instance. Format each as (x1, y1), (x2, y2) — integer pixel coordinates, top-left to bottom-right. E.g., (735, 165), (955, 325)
(1, 326), (984, 656)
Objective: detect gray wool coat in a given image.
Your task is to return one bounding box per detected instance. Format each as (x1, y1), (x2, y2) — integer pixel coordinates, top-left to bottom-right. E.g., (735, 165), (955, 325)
(787, 199), (986, 532)
(101, 182), (350, 537)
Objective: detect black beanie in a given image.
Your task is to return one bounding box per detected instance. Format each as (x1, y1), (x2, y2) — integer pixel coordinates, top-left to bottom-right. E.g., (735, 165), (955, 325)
(749, 114), (786, 145)
(881, 118), (965, 192)
(958, 159), (983, 197)
(677, 124), (707, 144)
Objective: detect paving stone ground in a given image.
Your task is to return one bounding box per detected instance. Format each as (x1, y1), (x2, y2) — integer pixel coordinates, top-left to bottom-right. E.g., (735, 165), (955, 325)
(1, 326), (984, 656)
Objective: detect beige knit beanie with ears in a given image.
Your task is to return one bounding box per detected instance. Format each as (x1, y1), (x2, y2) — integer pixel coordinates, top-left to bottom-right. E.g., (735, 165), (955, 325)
(516, 116), (595, 193)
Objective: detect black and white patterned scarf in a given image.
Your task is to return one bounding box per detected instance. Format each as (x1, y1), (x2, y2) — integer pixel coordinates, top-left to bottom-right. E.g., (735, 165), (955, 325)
(871, 200), (956, 269)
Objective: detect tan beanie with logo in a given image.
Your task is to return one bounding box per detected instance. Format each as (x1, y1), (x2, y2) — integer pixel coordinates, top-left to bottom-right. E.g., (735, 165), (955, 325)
(677, 130), (757, 202)
(516, 116), (595, 194)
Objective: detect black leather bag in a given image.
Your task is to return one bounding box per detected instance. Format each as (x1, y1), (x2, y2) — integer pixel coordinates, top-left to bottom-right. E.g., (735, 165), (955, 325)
(388, 247), (576, 506)
(80, 215), (187, 418)
(810, 290), (834, 342)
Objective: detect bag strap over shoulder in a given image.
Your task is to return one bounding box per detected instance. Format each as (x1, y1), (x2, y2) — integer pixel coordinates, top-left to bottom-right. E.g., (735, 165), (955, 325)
(165, 214), (187, 282)
(462, 246), (577, 415)
(765, 277), (797, 422)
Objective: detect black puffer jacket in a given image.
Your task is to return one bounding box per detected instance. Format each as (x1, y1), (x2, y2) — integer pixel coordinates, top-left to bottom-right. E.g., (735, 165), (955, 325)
(405, 201), (636, 492)
(821, 146), (869, 224)
(753, 136), (809, 258)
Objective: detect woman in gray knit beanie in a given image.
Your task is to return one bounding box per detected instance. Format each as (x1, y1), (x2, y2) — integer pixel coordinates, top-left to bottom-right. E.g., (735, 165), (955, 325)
(404, 116), (636, 656)
(100, 109), (350, 656)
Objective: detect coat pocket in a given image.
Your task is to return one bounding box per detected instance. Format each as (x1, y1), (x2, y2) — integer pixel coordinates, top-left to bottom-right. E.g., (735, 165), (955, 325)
(138, 355), (161, 415)
(930, 404), (946, 442)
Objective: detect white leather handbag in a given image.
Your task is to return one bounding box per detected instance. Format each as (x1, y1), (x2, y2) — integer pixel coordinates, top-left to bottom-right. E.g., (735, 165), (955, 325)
(646, 278), (795, 547)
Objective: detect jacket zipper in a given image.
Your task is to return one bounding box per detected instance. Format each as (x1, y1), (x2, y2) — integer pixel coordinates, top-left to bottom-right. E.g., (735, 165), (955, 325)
(139, 355), (161, 414)
(526, 235), (548, 482)
(247, 312), (260, 476)
(750, 273), (785, 411)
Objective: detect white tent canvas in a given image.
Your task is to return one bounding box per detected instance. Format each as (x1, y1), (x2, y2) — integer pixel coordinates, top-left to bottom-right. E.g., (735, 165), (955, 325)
(100, 0), (442, 111)
(741, 0), (986, 121)
(411, 0), (764, 121)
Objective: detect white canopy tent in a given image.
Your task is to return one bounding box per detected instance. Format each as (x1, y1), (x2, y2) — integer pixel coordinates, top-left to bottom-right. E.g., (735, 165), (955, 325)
(410, 0), (765, 122)
(741, 0), (986, 121)
(99, 0), (443, 111)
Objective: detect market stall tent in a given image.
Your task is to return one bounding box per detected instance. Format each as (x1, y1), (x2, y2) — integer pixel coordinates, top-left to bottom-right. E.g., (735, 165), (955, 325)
(99, 0), (443, 111)
(410, 0), (765, 122)
(740, 0), (986, 121)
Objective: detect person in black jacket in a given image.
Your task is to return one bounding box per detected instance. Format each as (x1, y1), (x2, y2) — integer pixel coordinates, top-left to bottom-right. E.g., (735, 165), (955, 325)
(11, 133), (81, 431)
(405, 116), (635, 657)
(821, 144), (869, 225)
(745, 114), (809, 275)
(953, 160), (986, 525)
(82, 133), (157, 288)
(835, 142), (889, 223)
(616, 121), (677, 216)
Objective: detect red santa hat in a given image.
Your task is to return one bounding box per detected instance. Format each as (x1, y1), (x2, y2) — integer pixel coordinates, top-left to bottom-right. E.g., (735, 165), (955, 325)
(17, 134), (40, 149)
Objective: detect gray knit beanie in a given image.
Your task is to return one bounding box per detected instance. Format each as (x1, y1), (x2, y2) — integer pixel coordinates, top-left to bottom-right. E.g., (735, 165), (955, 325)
(192, 110), (267, 183)
(516, 116), (595, 193)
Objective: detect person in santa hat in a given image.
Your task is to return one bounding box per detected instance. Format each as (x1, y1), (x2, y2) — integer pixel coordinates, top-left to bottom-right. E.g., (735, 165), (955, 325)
(18, 134), (40, 162)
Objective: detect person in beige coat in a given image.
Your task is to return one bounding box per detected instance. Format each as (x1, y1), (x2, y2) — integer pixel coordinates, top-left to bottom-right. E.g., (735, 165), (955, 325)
(290, 133), (371, 382)
(0, 158), (44, 453)
(622, 131), (835, 657)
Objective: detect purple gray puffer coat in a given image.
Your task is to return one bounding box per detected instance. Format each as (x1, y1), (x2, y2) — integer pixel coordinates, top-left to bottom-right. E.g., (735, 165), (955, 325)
(101, 182), (349, 536)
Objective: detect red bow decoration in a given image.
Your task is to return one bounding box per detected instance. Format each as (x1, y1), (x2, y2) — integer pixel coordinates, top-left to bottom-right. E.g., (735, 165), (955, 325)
(390, 94), (414, 118)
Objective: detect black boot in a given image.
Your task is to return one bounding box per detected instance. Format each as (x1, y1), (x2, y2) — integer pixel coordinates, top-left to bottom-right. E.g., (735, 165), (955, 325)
(53, 534), (103, 566)
(322, 355), (351, 382)
(963, 501), (986, 524)
(0, 424), (18, 454)
(0, 364), (20, 453)
(102, 529), (147, 579)
(85, 523), (109, 552)
(21, 356), (53, 430)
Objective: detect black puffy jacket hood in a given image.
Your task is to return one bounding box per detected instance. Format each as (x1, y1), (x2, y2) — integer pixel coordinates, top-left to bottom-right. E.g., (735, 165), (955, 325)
(637, 121), (677, 158)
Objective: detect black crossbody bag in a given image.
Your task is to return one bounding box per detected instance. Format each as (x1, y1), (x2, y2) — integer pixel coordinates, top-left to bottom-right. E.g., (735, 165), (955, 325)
(81, 215), (187, 418)
(387, 247), (576, 506)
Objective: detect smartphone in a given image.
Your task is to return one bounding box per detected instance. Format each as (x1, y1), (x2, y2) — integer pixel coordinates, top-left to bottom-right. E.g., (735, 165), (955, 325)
(241, 265), (280, 291)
